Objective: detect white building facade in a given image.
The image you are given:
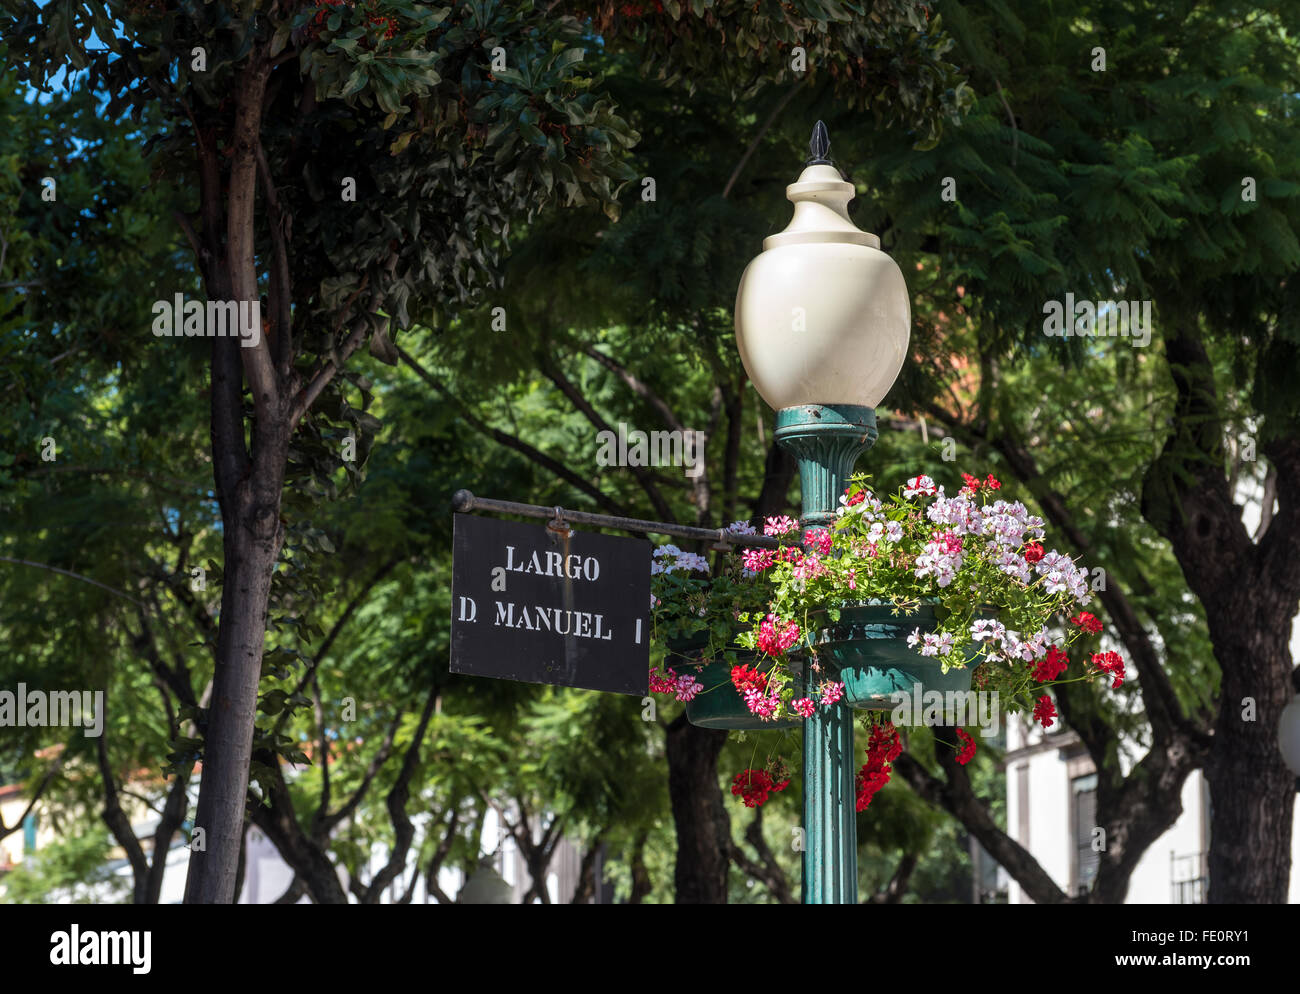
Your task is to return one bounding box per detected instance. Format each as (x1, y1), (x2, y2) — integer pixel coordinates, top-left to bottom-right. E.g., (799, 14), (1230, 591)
(1004, 715), (1300, 903)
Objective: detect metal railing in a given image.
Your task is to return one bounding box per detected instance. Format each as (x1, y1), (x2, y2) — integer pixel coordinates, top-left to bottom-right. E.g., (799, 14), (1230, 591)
(1170, 850), (1208, 904)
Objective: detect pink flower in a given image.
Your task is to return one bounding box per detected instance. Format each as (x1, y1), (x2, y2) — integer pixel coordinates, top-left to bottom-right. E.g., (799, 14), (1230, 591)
(819, 680), (845, 707)
(649, 666), (675, 693)
(742, 548), (776, 572)
(763, 515), (800, 536)
(792, 697), (816, 718)
(742, 687), (780, 721)
(802, 528), (832, 555)
(756, 614), (801, 656)
(934, 531), (963, 555)
(846, 568), (857, 591)
(673, 671), (704, 702)
(791, 555), (828, 581)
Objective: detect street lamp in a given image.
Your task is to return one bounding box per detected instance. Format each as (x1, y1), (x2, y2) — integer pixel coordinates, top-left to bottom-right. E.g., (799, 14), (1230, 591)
(734, 122), (912, 904)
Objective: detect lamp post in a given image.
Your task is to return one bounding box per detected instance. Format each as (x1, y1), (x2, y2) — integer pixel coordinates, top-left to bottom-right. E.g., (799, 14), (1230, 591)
(734, 122), (912, 904)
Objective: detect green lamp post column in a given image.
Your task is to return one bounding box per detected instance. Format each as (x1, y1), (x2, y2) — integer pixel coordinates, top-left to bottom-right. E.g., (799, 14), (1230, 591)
(734, 124), (912, 905)
(776, 404), (877, 903)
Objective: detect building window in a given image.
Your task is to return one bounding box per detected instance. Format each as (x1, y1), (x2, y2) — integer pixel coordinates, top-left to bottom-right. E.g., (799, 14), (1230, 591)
(1070, 773), (1099, 896)
(1171, 851), (1208, 904)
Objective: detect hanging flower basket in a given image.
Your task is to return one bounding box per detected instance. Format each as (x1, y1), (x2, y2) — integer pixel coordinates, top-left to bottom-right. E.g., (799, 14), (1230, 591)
(682, 653), (803, 731)
(712, 471), (1127, 807)
(803, 603), (984, 711)
(738, 472), (1120, 731)
(662, 633), (801, 730)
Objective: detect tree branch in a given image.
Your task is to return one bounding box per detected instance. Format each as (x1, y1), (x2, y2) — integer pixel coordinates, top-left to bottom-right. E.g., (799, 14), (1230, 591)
(398, 346), (629, 516)
(360, 685), (439, 903)
(538, 352), (675, 521)
(0, 555), (143, 608)
(722, 80), (806, 199)
(893, 751), (1069, 904)
(228, 58), (277, 421)
(867, 851), (918, 904)
(255, 137), (293, 377)
(582, 346), (685, 434)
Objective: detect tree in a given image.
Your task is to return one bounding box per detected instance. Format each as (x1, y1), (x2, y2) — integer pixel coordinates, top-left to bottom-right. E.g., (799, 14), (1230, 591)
(6, 0), (642, 903)
(5, 0), (965, 903)
(847, 0), (1300, 902)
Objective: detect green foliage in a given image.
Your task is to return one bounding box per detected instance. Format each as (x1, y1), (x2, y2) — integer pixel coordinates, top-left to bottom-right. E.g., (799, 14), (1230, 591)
(6, 0), (1295, 905)
(0, 828), (130, 904)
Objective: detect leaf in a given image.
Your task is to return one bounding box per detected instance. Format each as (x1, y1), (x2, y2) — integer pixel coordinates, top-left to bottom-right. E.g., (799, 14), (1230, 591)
(368, 323), (399, 365)
(340, 66), (368, 99)
(555, 47), (585, 71)
(270, 23), (292, 58)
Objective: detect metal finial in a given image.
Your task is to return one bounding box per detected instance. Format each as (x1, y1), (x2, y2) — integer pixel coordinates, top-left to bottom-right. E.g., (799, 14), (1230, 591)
(806, 120), (832, 165)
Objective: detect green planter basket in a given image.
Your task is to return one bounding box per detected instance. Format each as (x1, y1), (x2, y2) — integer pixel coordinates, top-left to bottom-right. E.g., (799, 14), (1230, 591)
(803, 603), (980, 711)
(664, 637), (801, 730)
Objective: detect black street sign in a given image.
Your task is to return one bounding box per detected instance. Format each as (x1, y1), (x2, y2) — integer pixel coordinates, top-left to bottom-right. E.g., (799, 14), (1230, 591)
(450, 514), (651, 695)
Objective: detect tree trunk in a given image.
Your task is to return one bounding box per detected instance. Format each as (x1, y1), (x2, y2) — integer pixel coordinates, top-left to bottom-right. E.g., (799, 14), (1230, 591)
(569, 836), (605, 904)
(627, 831), (652, 903)
(1203, 606), (1295, 903)
(181, 52), (284, 904)
(184, 438), (288, 903)
(145, 774), (191, 904)
(666, 713), (731, 903)
(1138, 321), (1300, 904)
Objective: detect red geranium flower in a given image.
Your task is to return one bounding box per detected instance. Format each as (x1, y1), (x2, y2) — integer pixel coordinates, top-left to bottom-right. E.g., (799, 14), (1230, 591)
(732, 769), (773, 807)
(855, 767), (891, 810)
(955, 728), (977, 765)
(855, 723), (903, 810)
(731, 767), (789, 807)
(1033, 694), (1057, 729)
(1032, 645), (1070, 683)
(730, 664), (768, 695)
(1023, 541), (1045, 564)
(1091, 650), (1125, 688)
(1071, 611), (1103, 634)
(868, 722), (903, 764)
(960, 472), (1002, 495)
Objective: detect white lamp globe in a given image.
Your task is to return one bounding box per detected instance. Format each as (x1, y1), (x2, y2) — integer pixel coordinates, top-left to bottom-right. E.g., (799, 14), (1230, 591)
(734, 123), (911, 412)
(1279, 695), (1300, 776)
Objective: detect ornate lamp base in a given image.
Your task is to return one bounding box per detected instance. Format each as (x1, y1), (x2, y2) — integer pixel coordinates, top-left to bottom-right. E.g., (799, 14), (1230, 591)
(774, 405), (878, 529)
